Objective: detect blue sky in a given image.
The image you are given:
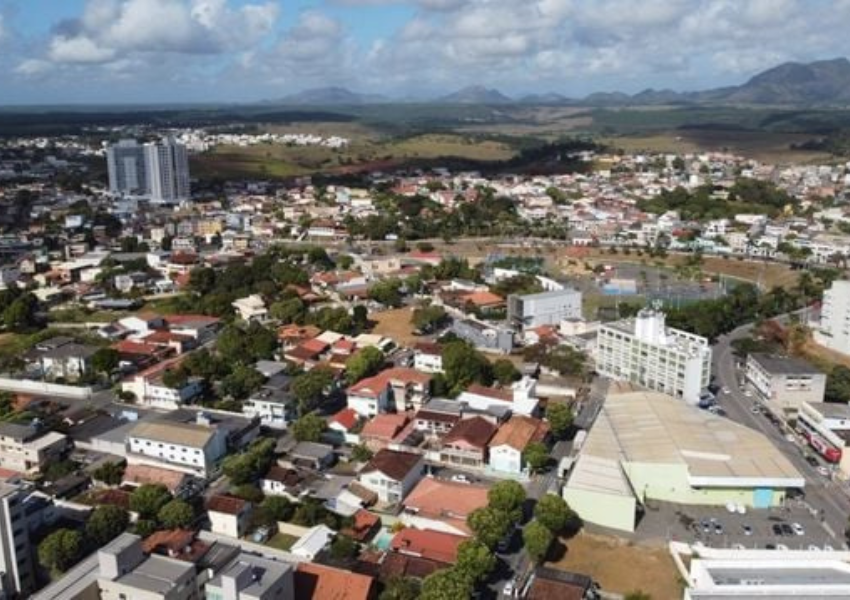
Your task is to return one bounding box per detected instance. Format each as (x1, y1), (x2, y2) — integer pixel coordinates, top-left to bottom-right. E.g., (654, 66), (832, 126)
(2, 0), (850, 104)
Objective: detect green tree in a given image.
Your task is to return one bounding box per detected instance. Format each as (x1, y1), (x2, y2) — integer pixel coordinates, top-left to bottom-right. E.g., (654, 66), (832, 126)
(291, 413), (327, 442)
(369, 278), (404, 308)
(3, 293), (39, 331)
(86, 505), (129, 546)
(129, 484), (171, 519)
(90, 348), (120, 375)
(467, 507), (512, 550)
(329, 535), (359, 560)
(221, 364), (266, 400)
(545, 402), (573, 439)
(420, 568), (473, 600)
(488, 480), (526, 521)
(261, 495), (294, 522)
(352, 305), (369, 331)
(827, 366), (850, 403)
(292, 367), (335, 413)
(221, 438), (276, 485)
(442, 340), (493, 394)
(523, 520), (553, 564)
(350, 444), (373, 463)
(534, 493), (578, 534)
(379, 576), (421, 600)
(158, 499), (195, 529)
(92, 461), (125, 486)
(411, 305), (448, 333)
(492, 358), (520, 385)
(523, 441), (549, 473)
(455, 539), (496, 583)
(270, 297), (306, 324)
(345, 347), (385, 385)
(624, 592), (653, 600)
(38, 529), (83, 573)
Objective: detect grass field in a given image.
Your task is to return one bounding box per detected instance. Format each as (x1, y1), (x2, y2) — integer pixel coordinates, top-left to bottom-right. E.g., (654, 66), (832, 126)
(369, 307), (420, 347)
(266, 533), (298, 551)
(191, 129), (519, 180)
(550, 532), (682, 600)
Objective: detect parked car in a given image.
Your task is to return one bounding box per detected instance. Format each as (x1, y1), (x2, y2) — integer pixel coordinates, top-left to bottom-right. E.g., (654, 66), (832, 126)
(701, 519), (711, 534)
(742, 524), (753, 536)
(502, 579), (516, 597)
(792, 522), (805, 536)
(780, 523), (794, 536)
(818, 466), (831, 477)
(772, 524), (784, 536)
(450, 474), (471, 484)
(714, 522), (724, 535)
(806, 455), (819, 467)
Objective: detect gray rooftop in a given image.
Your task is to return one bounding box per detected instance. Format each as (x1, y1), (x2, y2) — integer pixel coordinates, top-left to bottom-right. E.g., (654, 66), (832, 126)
(807, 402), (850, 420)
(291, 441), (335, 460)
(208, 554), (293, 599)
(114, 555), (194, 594)
(749, 353), (823, 376)
(708, 566), (850, 586)
(511, 287), (580, 301)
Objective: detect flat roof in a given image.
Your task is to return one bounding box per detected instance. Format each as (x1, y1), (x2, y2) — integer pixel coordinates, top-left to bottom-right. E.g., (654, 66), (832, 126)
(129, 420), (213, 448)
(513, 288), (580, 301)
(750, 353), (823, 376)
(607, 391), (804, 485)
(570, 391), (804, 495)
(709, 566), (850, 586)
(114, 555), (193, 594)
(807, 402), (850, 420)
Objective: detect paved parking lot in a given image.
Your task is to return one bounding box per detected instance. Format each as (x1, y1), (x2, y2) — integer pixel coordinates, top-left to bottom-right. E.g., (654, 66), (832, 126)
(632, 497), (840, 550)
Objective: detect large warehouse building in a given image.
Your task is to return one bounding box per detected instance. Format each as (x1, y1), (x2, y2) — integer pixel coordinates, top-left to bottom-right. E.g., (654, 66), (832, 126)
(563, 390), (805, 533)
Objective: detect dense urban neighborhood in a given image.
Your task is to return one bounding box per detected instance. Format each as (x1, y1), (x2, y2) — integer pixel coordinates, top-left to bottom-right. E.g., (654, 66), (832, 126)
(5, 123), (850, 600)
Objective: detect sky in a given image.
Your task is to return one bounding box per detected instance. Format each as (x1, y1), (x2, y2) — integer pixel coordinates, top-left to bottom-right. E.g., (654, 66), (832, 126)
(1, 0), (850, 104)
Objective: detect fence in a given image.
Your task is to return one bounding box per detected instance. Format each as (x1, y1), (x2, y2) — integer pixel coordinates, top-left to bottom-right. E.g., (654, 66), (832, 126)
(0, 377), (92, 399)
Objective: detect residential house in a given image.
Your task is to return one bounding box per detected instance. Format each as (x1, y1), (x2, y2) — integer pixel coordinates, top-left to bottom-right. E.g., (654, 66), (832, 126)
(259, 466), (313, 501)
(358, 449), (424, 504)
(206, 554), (294, 600)
(451, 318), (514, 353)
(232, 294), (269, 323)
(413, 342), (443, 373)
(347, 368), (433, 416)
(285, 442), (335, 471)
(294, 563), (375, 600)
(488, 415), (550, 475)
(439, 417), (497, 469)
(120, 358), (204, 409)
(413, 401), (463, 438)
(207, 495), (252, 538)
(401, 478), (489, 536)
(389, 527), (465, 565)
(328, 407), (360, 441)
(458, 377), (540, 417)
(291, 524), (335, 560)
(38, 342), (98, 381)
(360, 414), (411, 452)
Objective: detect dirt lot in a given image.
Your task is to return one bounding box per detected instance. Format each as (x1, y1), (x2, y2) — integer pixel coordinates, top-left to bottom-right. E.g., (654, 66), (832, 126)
(369, 308), (421, 347)
(558, 248), (800, 289)
(549, 532), (682, 600)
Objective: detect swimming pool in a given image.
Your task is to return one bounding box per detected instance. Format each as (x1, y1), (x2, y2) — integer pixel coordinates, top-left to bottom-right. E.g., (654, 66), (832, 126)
(372, 528), (394, 550)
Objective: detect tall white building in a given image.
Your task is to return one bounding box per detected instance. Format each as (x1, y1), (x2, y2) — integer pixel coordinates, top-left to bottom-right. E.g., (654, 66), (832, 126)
(0, 482), (36, 597)
(814, 279), (850, 356)
(596, 307), (711, 404)
(106, 137), (190, 203)
(106, 139), (147, 195)
(144, 138), (191, 203)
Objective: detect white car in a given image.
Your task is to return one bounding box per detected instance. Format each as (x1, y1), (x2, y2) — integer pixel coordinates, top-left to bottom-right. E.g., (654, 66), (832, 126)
(792, 522), (805, 536)
(502, 580), (516, 597)
(777, 544), (790, 551)
(808, 544), (821, 551)
(818, 466), (831, 477)
(451, 474), (471, 484)
(825, 544), (835, 551)
(744, 391), (753, 397)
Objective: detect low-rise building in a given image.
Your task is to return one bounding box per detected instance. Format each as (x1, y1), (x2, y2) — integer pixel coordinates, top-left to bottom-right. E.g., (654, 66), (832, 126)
(206, 554), (294, 600)
(488, 415), (550, 475)
(127, 419), (228, 477)
(457, 376), (539, 417)
(797, 401), (850, 476)
(0, 423), (69, 475)
(451, 318), (514, 353)
(439, 417), (497, 469)
(232, 294), (269, 322)
(745, 353), (826, 419)
(508, 288), (582, 330)
(358, 448), (424, 504)
(401, 478), (489, 536)
(207, 494), (252, 539)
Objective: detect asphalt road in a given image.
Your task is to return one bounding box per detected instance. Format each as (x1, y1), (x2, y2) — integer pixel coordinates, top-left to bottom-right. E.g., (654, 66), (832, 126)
(712, 316), (850, 541)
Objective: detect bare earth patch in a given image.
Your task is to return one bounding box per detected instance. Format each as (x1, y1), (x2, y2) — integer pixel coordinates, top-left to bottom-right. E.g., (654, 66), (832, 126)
(549, 531), (682, 600)
(369, 308), (420, 347)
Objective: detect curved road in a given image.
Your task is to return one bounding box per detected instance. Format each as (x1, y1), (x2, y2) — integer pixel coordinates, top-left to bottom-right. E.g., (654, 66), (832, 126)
(713, 312), (850, 539)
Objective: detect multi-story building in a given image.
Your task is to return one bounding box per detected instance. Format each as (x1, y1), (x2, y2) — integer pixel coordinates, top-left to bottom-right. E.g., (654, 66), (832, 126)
(106, 139), (147, 196)
(358, 449), (423, 504)
(746, 353), (826, 419)
(205, 554), (294, 600)
(507, 288), (582, 330)
(814, 279), (850, 356)
(451, 318), (514, 354)
(145, 137), (191, 204)
(797, 400), (850, 475)
(0, 423), (68, 475)
(127, 419), (228, 478)
(0, 482), (37, 597)
(595, 307), (711, 404)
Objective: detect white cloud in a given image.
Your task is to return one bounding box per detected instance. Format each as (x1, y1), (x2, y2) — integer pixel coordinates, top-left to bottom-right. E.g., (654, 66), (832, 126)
(15, 59), (53, 77)
(44, 0), (279, 65)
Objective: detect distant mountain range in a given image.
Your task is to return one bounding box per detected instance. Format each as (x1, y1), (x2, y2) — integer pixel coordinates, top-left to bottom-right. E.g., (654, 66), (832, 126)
(269, 58), (850, 107)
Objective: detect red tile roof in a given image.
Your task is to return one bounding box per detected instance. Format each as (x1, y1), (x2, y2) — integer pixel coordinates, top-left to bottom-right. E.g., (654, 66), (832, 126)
(460, 291), (505, 307)
(390, 527), (465, 564)
(402, 478), (489, 535)
(207, 494), (248, 515)
(361, 448), (422, 482)
(466, 383), (513, 402)
(489, 415), (550, 451)
(442, 417), (497, 449)
(295, 563), (374, 600)
(360, 414), (409, 441)
(330, 408), (360, 431)
(347, 368), (432, 398)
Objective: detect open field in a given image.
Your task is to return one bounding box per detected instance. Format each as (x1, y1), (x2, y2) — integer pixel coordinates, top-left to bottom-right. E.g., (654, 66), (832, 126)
(369, 308), (420, 347)
(603, 129), (833, 164)
(190, 131), (519, 179)
(550, 532), (682, 600)
(558, 248), (801, 290)
(802, 339), (850, 371)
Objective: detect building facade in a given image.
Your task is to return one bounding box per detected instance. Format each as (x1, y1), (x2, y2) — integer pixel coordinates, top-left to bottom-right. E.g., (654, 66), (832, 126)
(144, 138), (191, 204)
(595, 307), (711, 404)
(814, 279), (850, 356)
(106, 139), (148, 196)
(0, 483), (36, 597)
(508, 288), (582, 330)
(746, 353), (826, 419)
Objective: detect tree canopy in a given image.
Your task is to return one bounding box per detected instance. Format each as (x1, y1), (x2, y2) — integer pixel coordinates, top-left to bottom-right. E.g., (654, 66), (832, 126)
(86, 505), (129, 546)
(129, 484), (171, 520)
(38, 529), (83, 573)
(523, 520), (554, 564)
(545, 402), (574, 439)
(345, 347), (385, 385)
(291, 412), (327, 442)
